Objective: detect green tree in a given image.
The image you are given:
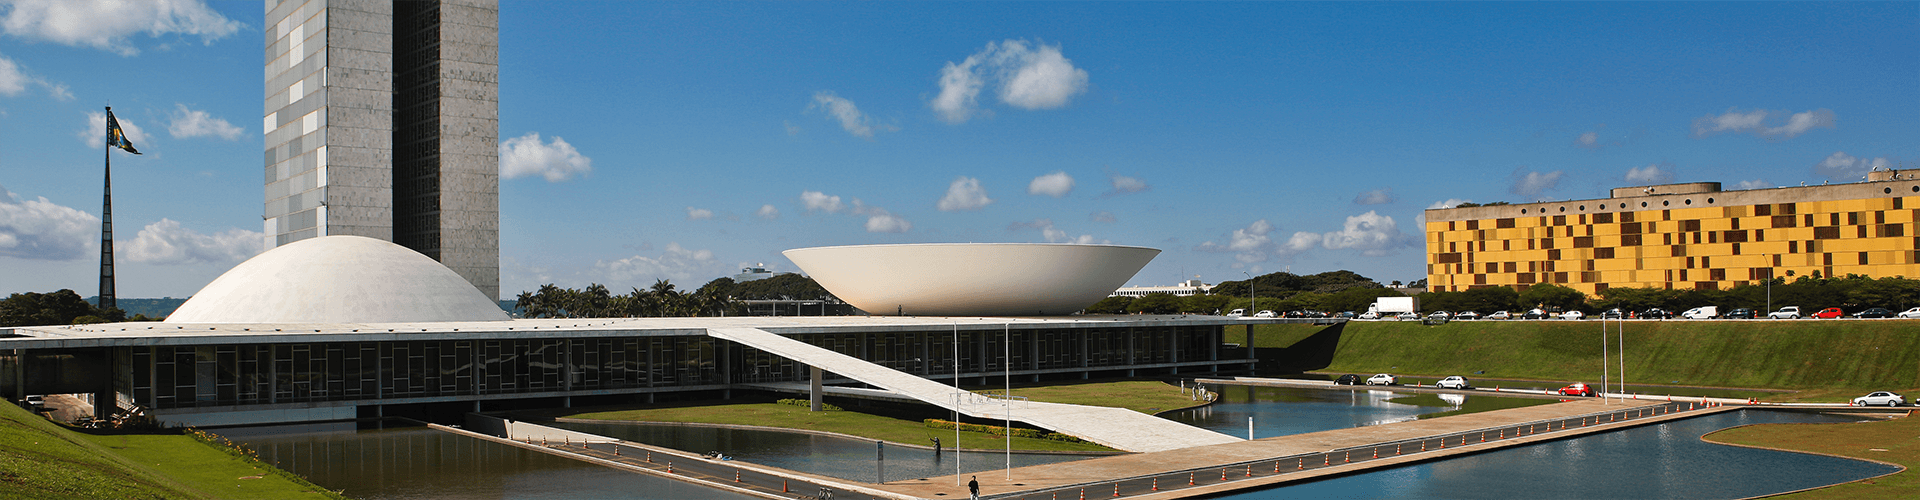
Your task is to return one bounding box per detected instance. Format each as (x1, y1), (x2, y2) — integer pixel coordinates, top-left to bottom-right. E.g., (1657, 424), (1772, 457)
(1518, 283), (1587, 312)
(1126, 293), (1183, 314)
(1085, 296), (1132, 314)
(1181, 294), (1232, 314)
(0, 289), (122, 326)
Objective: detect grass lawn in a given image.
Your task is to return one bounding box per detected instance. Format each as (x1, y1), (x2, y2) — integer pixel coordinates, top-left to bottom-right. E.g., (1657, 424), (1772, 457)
(568, 402), (1118, 453)
(1703, 413), (1920, 499)
(0, 402), (336, 500)
(994, 379), (1206, 415)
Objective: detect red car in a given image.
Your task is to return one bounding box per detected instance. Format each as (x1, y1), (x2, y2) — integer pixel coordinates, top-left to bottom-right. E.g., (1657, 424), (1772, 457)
(1557, 383), (1598, 397)
(1813, 307), (1845, 319)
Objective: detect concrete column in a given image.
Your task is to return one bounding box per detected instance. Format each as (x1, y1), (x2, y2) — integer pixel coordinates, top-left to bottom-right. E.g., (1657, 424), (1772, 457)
(809, 366), (824, 411)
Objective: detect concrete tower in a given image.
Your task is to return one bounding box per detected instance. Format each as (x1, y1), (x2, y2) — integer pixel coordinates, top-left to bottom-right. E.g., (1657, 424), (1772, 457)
(263, 0), (500, 300)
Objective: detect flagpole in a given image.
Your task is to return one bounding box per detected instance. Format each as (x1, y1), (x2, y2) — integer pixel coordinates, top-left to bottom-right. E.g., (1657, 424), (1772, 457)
(99, 106), (116, 312)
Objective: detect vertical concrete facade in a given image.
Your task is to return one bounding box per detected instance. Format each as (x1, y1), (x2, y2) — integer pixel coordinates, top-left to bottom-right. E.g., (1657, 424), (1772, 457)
(264, 0), (499, 300)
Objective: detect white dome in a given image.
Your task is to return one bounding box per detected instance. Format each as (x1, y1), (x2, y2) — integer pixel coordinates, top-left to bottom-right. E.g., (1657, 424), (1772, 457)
(165, 235), (509, 324)
(783, 243), (1159, 316)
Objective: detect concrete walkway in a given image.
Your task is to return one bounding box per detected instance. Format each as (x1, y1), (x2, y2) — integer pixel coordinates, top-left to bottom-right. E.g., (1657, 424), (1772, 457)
(707, 327), (1242, 453)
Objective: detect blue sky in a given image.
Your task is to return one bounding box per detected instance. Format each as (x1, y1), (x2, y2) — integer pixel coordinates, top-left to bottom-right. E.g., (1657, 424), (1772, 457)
(1, 1), (1915, 299)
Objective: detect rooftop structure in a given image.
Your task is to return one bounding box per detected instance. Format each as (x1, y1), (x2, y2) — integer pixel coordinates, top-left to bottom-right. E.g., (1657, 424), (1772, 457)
(1111, 279), (1214, 298)
(1424, 175), (1920, 296)
(164, 235), (508, 324)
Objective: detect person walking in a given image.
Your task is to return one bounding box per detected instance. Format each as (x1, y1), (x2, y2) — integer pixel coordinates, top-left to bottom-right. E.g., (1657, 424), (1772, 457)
(968, 476), (980, 500)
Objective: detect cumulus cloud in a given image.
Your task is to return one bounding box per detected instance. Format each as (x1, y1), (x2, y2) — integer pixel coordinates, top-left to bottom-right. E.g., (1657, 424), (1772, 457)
(79, 110), (151, 149)
(1089, 211), (1115, 223)
(756, 204), (779, 220)
(1691, 107), (1835, 140)
(1427, 199), (1472, 210)
(0, 53), (68, 99)
(852, 200), (911, 233)
(1318, 211), (1414, 257)
(0, 184), (97, 260)
(123, 218), (262, 264)
(166, 103), (241, 140)
(499, 132), (591, 182)
(810, 91), (893, 138)
(1354, 189), (1395, 205)
(1106, 174), (1149, 196)
(931, 39), (1089, 123)
(1007, 218), (1104, 244)
(685, 207), (713, 220)
(1028, 171), (1074, 197)
(0, 0), (243, 56)
(1813, 151), (1890, 181)
(1508, 169), (1564, 199)
(593, 242), (726, 286)
(1575, 131), (1600, 149)
(1732, 179), (1772, 190)
(1624, 162), (1674, 184)
(936, 176), (993, 211)
(800, 191), (845, 213)
(1196, 219), (1308, 264)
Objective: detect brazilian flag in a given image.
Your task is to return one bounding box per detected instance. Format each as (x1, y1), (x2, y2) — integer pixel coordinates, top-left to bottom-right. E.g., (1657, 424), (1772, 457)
(106, 108), (140, 155)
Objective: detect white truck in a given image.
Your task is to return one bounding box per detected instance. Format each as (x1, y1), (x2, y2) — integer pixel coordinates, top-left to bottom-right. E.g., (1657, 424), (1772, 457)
(1681, 306), (1718, 319)
(1371, 296), (1417, 316)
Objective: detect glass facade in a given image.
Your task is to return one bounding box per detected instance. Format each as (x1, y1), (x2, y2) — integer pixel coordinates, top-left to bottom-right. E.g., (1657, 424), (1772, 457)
(120, 325), (1225, 411)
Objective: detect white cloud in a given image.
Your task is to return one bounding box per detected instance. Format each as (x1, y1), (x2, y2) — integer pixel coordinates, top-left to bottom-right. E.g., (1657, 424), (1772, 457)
(936, 176), (993, 211)
(800, 191), (845, 213)
(1318, 211), (1413, 257)
(0, 184), (97, 260)
(1028, 171), (1074, 197)
(1813, 151), (1890, 181)
(123, 218), (262, 265)
(1354, 189), (1395, 205)
(756, 204), (780, 220)
(931, 39), (1088, 123)
(810, 91), (893, 138)
(593, 242), (725, 287)
(79, 110), (151, 149)
(1426, 198), (1472, 210)
(499, 132), (591, 182)
(685, 207), (713, 220)
(1508, 169), (1564, 199)
(1575, 131), (1599, 148)
(1732, 179), (1771, 190)
(1624, 163), (1674, 184)
(0, 52), (67, 100)
(1089, 211), (1115, 223)
(1198, 219), (1281, 263)
(864, 213), (912, 233)
(1107, 174), (1150, 196)
(166, 103), (241, 140)
(1007, 218), (1103, 244)
(45, 81), (69, 100)
(1691, 107), (1835, 139)
(0, 0), (243, 56)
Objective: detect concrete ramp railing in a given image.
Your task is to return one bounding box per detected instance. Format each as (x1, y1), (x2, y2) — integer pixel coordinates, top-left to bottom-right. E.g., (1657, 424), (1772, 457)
(706, 327), (1242, 453)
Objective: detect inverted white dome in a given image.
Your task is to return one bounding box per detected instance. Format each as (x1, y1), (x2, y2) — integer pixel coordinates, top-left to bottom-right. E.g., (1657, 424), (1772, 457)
(783, 243), (1159, 316)
(166, 235), (508, 324)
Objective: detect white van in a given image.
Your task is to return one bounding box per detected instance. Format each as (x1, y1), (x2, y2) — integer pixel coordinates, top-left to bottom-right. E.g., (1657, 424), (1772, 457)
(1681, 306), (1718, 319)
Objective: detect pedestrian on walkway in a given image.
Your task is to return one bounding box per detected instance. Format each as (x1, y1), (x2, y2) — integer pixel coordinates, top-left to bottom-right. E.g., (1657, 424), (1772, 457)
(968, 476), (980, 500)
(932, 437), (941, 454)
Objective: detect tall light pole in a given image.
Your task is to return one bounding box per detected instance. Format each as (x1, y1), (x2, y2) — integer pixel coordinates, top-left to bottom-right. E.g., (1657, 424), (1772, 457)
(1765, 254), (1773, 315)
(1243, 271), (1255, 315)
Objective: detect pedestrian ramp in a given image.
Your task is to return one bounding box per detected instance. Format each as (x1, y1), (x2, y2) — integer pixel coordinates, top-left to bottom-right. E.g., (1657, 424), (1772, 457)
(706, 327), (1243, 453)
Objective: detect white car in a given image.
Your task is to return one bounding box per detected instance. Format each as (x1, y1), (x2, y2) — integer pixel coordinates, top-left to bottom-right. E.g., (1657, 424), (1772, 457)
(1561, 310), (1585, 320)
(1357, 311), (1381, 319)
(1226, 309), (1246, 318)
(1435, 376), (1471, 389)
(1365, 374), (1397, 386)
(1486, 310), (1511, 320)
(1900, 307), (1920, 319)
(1852, 391), (1905, 407)
(1768, 306), (1801, 319)
(1253, 310), (1277, 318)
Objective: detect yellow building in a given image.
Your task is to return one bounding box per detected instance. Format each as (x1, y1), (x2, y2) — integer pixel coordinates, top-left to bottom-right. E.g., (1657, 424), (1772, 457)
(1423, 174), (1920, 296)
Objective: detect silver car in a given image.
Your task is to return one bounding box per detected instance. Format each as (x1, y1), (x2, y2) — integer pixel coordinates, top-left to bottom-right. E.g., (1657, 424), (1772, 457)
(1852, 391), (1905, 407)
(1435, 376), (1471, 389)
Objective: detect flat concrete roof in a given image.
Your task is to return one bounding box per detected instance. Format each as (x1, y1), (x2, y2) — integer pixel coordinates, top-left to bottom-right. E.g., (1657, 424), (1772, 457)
(0, 315), (1325, 349)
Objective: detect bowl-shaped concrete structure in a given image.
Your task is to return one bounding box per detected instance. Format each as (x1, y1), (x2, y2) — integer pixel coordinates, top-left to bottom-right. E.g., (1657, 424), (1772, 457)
(165, 235), (509, 324)
(782, 243), (1160, 316)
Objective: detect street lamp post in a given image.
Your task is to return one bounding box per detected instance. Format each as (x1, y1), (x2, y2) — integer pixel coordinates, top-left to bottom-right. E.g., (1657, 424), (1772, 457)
(1765, 254), (1773, 315)
(1243, 271), (1255, 316)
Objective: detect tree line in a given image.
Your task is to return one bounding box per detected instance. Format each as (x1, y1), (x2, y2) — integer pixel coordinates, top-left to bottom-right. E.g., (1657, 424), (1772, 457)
(511, 273), (843, 319)
(0, 289), (162, 327)
(1087, 270), (1404, 315)
(1416, 274), (1920, 314)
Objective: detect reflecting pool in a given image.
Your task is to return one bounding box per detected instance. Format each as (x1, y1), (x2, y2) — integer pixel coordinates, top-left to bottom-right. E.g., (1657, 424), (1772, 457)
(551, 421), (1089, 483)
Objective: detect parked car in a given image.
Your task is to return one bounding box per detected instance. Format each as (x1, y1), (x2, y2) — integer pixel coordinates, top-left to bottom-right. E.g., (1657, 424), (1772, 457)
(1557, 383), (1598, 397)
(1901, 307), (1920, 319)
(1852, 391), (1906, 407)
(1253, 310), (1277, 318)
(23, 395), (44, 411)
(1854, 307), (1895, 319)
(1436, 376), (1471, 389)
(1486, 310), (1512, 320)
(1812, 307), (1845, 319)
(1600, 308), (1625, 319)
(1226, 309), (1246, 318)
(1334, 311), (1358, 319)
(1768, 306), (1802, 319)
(1561, 310), (1585, 320)
(1334, 374), (1362, 385)
(1357, 311), (1381, 319)
(1427, 311), (1451, 319)
(1681, 306), (1718, 319)
(1365, 374), (1398, 386)
(1724, 308), (1758, 319)
(1395, 312), (1420, 321)
(1455, 311), (1480, 320)
(1522, 308), (1549, 320)
(1640, 308), (1673, 319)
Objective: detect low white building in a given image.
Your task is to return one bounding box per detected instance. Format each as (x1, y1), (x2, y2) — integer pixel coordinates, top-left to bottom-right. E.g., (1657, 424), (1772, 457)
(1110, 279), (1214, 298)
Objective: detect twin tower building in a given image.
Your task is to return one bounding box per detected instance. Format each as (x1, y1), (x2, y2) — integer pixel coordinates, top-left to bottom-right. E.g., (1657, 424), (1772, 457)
(264, 0), (501, 299)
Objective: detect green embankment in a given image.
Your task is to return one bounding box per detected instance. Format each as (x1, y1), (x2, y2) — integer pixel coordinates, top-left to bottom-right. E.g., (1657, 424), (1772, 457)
(0, 402), (339, 500)
(1251, 320), (1920, 399)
